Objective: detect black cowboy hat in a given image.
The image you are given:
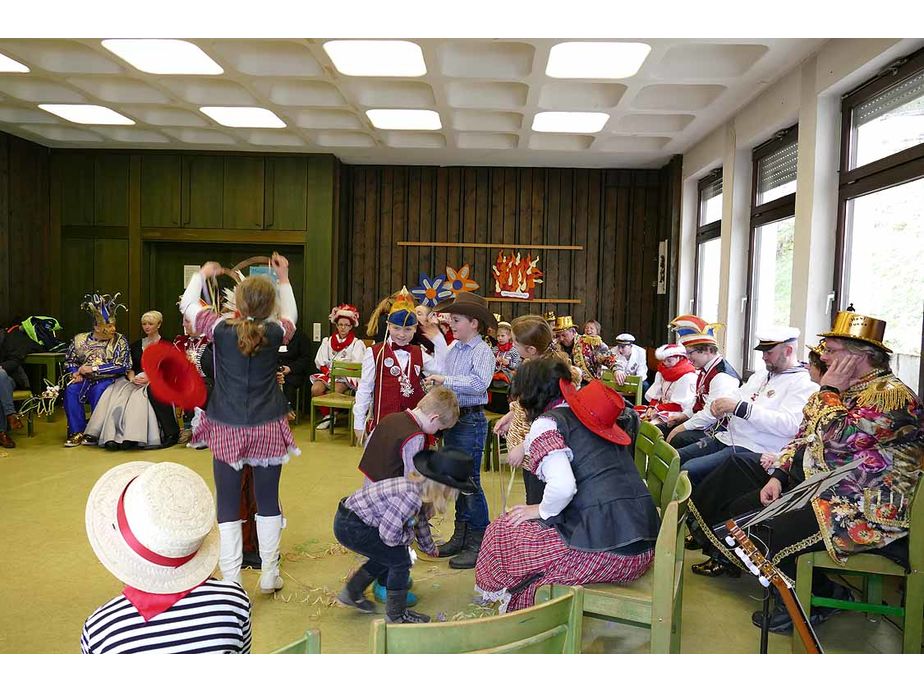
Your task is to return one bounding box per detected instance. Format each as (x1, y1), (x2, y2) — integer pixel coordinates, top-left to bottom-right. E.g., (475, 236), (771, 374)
(413, 447), (478, 495)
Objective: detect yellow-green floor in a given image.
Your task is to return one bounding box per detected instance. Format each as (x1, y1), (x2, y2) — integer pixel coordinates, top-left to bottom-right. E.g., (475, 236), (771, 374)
(0, 415), (907, 654)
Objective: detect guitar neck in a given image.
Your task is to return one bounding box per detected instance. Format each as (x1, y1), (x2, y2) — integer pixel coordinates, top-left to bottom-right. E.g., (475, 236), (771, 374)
(773, 577), (824, 654)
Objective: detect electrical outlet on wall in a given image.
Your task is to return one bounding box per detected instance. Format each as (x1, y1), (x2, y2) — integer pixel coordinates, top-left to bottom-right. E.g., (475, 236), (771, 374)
(313, 322), (321, 342)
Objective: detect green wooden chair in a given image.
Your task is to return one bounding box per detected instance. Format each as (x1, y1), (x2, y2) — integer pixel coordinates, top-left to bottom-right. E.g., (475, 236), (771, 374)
(540, 471), (692, 654)
(634, 419), (664, 480)
(647, 439), (681, 516)
(309, 361), (362, 445)
(369, 586), (584, 654)
(600, 370), (645, 405)
(271, 628), (321, 654)
(12, 389), (35, 437)
(483, 409), (504, 472)
(792, 474), (924, 654)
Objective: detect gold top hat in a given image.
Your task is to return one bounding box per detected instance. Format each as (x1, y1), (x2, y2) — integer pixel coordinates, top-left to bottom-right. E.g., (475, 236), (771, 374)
(553, 315), (575, 332)
(543, 310), (557, 324)
(819, 311), (890, 353)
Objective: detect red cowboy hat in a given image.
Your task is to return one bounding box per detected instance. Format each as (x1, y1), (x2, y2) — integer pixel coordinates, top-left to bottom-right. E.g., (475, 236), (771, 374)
(141, 341), (207, 410)
(558, 378), (632, 446)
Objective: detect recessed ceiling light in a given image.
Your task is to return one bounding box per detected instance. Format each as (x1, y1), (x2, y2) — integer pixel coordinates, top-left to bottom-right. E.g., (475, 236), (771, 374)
(38, 104), (134, 125)
(532, 112), (610, 134)
(546, 42), (651, 79)
(366, 109), (441, 130)
(200, 107), (286, 128)
(0, 52), (29, 73)
(324, 40), (426, 77)
(101, 39), (223, 75)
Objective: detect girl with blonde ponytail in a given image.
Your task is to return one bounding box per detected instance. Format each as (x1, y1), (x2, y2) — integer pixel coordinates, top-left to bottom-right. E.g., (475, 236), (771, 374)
(180, 253), (299, 596)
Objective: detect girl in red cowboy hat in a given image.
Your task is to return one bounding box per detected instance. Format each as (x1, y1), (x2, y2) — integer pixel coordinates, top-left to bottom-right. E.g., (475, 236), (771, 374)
(179, 253), (298, 596)
(643, 344), (697, 435)
(475, 358), (660, 612)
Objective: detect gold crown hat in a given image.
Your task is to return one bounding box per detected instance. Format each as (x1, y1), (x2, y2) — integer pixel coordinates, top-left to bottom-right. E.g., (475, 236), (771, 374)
(82, 292), (127, 326)
(553, 315), (575, 332)
(543, 310), (557, 325)
(819, 311), (891, 353)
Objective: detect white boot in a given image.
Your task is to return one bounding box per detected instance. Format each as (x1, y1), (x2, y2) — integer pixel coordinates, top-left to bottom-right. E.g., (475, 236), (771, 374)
(217, 521), (243, 585)
(255, 514), (285, 594)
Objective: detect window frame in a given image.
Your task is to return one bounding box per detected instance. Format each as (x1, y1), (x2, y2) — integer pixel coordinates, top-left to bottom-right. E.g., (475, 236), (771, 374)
(834, 48), (924, 396)
(743, 125), (799, 374)
(693, 168), (723, 319)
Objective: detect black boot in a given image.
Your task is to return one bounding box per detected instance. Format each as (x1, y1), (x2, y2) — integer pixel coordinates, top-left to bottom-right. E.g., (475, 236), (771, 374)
(385, 589), (431, 624)
(337, 567), (377, 613)
(436, 520), (468, 558)
(449, 527), (485, 570)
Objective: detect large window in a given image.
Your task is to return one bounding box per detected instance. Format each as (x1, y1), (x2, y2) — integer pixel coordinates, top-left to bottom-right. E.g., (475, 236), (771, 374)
(745, 126), (798, 371)
(694, 170), (722, 324)
(837, 49), (924, 395)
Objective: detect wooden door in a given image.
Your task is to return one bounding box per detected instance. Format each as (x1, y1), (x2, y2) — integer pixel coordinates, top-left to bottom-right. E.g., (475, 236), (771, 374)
(265, 157), (307, 230)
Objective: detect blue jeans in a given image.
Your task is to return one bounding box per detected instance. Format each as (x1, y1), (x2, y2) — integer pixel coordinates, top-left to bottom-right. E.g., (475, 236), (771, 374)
(442, 408), (490, 530)
(333, 503), (411, 590)
(0, 369), (15, 432)
(677, 436), (761, 486)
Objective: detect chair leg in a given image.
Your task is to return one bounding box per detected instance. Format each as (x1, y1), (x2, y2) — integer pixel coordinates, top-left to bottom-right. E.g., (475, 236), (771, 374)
(903, 573), (924, 655)
(865, 574), (883, 621)
(792, 553), (815, 654)
(309, 405), (317, 442)
(670, 573), (684, 654)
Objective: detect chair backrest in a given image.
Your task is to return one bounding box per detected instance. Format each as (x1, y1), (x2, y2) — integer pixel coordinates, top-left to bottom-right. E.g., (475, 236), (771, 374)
(600, 370), (645, 404)
(907, 472), (924, 571)
(271, 629), (321, 654)
(330, 360), (363, 380)
(370, 587), (584, 654)
(633, 419), (663, 480)
(648, 439), (681, 516)
(649, 471), (691, 632)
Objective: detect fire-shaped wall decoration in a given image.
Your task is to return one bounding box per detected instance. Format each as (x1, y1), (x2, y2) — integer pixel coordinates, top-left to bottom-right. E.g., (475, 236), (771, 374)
(492, 251), (544, 300)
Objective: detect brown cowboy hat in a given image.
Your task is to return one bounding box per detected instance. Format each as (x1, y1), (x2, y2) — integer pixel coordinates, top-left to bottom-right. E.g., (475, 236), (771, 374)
(558, 378), (632, 446)
(434, 292), (498, 333)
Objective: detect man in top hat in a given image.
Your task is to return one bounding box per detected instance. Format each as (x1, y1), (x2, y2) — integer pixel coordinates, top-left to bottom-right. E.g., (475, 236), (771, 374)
(742, 312), (923, 633)
(553, 316), (578, 361)
(673, 326), (818, 486)
(424, 291), (497, 569)
(610, 333), (649, 389)
(63, 293), (132, 447)
(665, 315), (741, 447)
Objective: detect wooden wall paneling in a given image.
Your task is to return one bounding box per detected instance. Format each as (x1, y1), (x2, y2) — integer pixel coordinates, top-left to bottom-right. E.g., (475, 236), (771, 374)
(501, 168), (516, 250)
(9, 137), (50, 323)
(391, 168), (406, 292)
(140, 154), (181, 227)
(461, 168), (477, 274)
(434, 168), (449, 281)
(267, 157), (308, 230)
(93, 239), (130, 326)
(61, 237), (95, 337)
(0, 134), (9, 324)
(558, 169), (574, 312)
(572, 170), (589, 323)
(489, 169), (504, 295)
(94, 154), (129, 227)
(184, 155), (224, 228)
(613, 184), (631, 336)
(305, 156), (336, 347)
(379, 167), (394, 296)
(362, 167), (378, 312)
(588, 170), (605, 326)
(446, 168), (461, 272)
(601, 185), (620, 337)
(405, 167), (421, 293)
(474, 168), (491, 300)
(627, 183), (647, 343)
(349, 168), (364, 310)
(128, 155), (142, 342)
(222, 156), (264, 229)
(417, 168), (434, 294)
(643, 172), (663, 343)
(60, 152), (94, 226)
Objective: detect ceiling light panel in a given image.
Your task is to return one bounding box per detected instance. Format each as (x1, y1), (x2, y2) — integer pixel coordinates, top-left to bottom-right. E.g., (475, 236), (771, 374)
(366, 109), (441, 131)
(546, 42), (651, 79)
(200, 107), (286, 128)
(532, 111), (610, 134)
(0, 52), (29, 73)
(38, 104), (134, 125)
(102, 39), (223, 75)
(324, 40), (426, 77)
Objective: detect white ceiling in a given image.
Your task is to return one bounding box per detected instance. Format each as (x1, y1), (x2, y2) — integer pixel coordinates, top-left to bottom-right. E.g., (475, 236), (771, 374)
(0, 38), (827, 168)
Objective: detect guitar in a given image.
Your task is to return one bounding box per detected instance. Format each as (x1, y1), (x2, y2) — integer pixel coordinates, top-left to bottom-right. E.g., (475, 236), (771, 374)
(724, 520), (823, 654)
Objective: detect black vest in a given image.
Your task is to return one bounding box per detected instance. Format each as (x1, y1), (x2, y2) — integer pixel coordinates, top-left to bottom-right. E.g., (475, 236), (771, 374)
(206, 320), (288, 427)
(541, 407), (660, 555)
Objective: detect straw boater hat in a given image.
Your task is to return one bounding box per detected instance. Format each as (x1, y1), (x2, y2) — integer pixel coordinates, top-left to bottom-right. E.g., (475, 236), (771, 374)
(819, 311), (891, 353)
(329, 303), (360, 327)
(558, 378), (631, 446)
(655, 344), (687, 361)
(413, 447), (478, 495)
(553, 315), (575, 333)
(435, 291), (498, 333)
(85, 461), (219, 594)
(754, 326), (800, 351)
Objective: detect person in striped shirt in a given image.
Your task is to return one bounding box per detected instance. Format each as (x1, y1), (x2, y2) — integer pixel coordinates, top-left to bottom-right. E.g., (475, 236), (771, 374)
(423, 292), (498, 570)
(81, 460), (252, 654)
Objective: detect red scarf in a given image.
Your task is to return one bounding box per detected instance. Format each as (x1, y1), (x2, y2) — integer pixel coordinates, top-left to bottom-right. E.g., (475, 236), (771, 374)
(330, 330), (356, 353)
(496, 341), (513, 353)
(123, 580), (206, 621)
(657, 358), (695, 382)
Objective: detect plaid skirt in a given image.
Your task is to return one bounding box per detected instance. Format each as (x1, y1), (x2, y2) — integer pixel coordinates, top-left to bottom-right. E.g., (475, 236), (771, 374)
(191, 409), (300, 470)
(475, 514), (654, 612)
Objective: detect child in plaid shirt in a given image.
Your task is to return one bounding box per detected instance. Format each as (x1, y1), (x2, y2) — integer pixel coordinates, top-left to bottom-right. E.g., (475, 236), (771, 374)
(334, 448), (476, 623)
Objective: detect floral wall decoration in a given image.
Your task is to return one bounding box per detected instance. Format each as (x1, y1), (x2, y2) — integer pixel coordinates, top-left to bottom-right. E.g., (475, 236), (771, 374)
(445, 263), (480, 295)
(411, 272), (453, 307)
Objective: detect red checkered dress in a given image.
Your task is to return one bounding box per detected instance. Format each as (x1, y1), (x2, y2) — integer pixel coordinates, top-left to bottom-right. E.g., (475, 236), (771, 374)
(474, 422), (653, 612)
(190, 311), (299, 470)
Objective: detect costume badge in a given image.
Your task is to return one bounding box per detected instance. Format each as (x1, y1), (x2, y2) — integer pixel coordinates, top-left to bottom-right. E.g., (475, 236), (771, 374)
(390, 366), (401, 376)
(767, 390), (775, 398)
(384, 357), (395, 368)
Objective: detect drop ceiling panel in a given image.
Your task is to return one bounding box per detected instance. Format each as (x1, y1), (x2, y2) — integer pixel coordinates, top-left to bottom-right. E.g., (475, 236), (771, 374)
(0, 38), (828, 167)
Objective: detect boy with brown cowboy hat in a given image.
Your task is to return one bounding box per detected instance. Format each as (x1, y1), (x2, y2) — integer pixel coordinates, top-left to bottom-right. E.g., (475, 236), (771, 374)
(423, 291), (497, 569)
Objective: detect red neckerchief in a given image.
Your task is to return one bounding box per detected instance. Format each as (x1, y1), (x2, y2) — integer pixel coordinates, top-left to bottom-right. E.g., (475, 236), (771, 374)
(496, 341), (514, 353)
(657, 358), (695, 382)
(122, 580), (206, 621)
(330, 330), (356, 353)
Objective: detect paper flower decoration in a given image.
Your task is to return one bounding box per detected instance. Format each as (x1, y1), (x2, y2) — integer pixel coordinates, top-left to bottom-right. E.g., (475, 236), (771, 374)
(445, 264), (480, 295)
(411, 273), (453, 307)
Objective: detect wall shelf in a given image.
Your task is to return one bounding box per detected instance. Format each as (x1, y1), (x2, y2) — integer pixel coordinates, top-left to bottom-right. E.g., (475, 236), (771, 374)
(397, 241), (583, 251)
(485, 298), (581, 304)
